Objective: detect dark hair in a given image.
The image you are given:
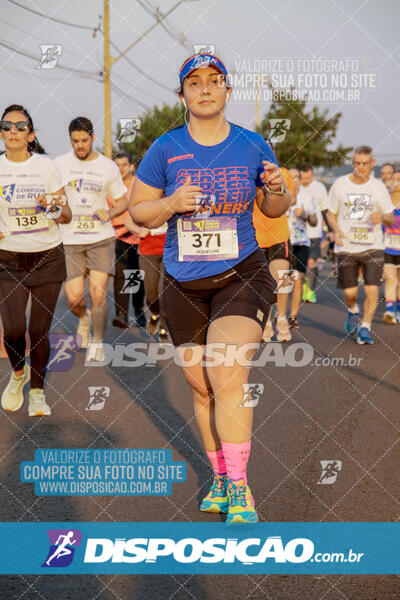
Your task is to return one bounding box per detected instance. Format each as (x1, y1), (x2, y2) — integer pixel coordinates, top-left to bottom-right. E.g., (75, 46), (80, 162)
(354, 145), (372, 156)
(68, 117), (93, 135)
(381, 163), (395, 172)
(1, 104), (46, 154)
(115, 152), (132, 163)
(298, 162), (313, 173)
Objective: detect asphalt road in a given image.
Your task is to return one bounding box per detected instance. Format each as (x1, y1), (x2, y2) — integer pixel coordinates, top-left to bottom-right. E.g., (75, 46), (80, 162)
(0, 263), (399, 599)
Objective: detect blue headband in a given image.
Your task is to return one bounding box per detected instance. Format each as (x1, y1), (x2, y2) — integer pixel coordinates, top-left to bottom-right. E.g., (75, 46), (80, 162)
(179, 54), (228, 85)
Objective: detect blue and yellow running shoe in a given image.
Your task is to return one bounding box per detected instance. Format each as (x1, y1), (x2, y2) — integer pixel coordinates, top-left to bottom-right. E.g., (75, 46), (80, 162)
(226, 478), (259, 524)
(200, 474), (229, 513)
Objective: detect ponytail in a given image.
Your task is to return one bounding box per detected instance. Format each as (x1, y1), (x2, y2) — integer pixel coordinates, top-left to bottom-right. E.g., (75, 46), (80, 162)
(1, 104), (46, 154)
(27, 138), (46, 154)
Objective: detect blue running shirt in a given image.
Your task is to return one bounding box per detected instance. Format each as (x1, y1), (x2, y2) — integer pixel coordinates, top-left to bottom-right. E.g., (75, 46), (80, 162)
(136, 123), (278, 281)
(383, 207), (400, 255)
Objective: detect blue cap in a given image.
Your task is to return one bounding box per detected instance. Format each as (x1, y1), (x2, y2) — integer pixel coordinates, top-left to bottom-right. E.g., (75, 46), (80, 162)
(179, 54), (228, 85)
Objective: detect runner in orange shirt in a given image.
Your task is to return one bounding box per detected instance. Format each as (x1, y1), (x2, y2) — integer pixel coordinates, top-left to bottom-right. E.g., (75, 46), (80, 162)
(109, 153), (146, 329)
(253, 167), (294, 342)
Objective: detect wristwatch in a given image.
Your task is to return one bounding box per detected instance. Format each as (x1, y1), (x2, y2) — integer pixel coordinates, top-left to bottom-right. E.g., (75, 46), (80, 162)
(264, 183), (286, 196)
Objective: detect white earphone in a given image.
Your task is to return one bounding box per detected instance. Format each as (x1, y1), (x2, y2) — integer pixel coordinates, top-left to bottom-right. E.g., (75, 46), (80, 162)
(182, 98), (187, 109)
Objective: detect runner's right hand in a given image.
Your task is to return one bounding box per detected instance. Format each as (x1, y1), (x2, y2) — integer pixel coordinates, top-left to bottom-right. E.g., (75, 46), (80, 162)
(334, 229), (344, 246)
(170, 176), (202, 214)
(95, 209), (110, 222)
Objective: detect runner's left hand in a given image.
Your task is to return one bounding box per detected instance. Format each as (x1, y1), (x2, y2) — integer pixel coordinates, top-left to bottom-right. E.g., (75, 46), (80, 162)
(260, 161), (283, 191)
(34, 194), (47, 208)
(369, 212), (381, 225)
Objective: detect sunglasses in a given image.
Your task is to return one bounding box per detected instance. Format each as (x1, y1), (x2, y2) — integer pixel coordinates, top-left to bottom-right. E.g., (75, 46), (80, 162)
(0, 120), (30, 132)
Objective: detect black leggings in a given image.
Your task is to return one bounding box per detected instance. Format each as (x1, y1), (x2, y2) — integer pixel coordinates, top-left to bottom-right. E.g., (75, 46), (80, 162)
(0, 280), (62, 389)
(139, 254), (167, 329)
(114, 239), (145, 317)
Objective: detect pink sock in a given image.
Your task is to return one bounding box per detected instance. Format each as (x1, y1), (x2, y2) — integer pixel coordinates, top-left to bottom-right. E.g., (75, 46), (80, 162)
(206, 449), (227, 476)
(221, 440), (251, 485)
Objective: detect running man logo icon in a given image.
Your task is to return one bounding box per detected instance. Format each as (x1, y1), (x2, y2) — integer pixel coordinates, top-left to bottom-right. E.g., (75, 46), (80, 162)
(86, 386), (110, 411)
(122, 269), (145, 294)
(192, 44), (216, 55)
(344, 194), (371, 220)
(36, 45), (63, 69)
(68, 178), (84, 193)
(0, 184), (16, 203)
(268, 119), (291, 143)
(317, 460), (343, 485)
(42, 529), (82, 568)
(193, 220), (205, 231)
(275, 269), (299, 294)
(238, 383), (264, 408)
(46, 334), (80, 372)
(118, 119), (141, 143)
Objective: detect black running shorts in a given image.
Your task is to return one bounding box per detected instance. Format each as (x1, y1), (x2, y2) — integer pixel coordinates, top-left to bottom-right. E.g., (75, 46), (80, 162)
(337, 250), (384, 288)
(292, 244), (310, 274)
(0, 244), (66, 285)
(309, 237), (322, 260)
(384, 252), (400, 266)
(162, 249), (276, 346)
(264, 240), (292, 264)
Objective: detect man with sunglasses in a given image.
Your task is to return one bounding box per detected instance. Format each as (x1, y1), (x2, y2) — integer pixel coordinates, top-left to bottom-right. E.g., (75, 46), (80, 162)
(327, 146), (394, 344)
(55, 117), (128, 361)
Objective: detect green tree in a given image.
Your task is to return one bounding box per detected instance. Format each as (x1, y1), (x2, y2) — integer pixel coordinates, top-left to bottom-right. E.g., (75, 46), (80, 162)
(256, 90), (352, 168)
(115, 103), (184, 167)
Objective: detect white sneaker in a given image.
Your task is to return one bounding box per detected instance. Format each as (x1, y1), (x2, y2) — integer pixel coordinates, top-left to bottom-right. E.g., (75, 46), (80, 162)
(262, 320), (273, 342)
(1, 364), (30, 411)
(276, 316), (292, 342)
(28, 388), (51, 417)
(77, 309), (91, 349)
(384, 310), (397, 324)
(86, 341), (105, 363)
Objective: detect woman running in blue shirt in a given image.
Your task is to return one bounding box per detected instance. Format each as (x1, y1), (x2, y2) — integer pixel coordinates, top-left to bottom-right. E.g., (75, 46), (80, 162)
(130, 54), (290, 524)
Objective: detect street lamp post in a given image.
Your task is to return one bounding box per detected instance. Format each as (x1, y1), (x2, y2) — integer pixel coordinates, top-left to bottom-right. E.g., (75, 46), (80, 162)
(103, 0), (192, 157)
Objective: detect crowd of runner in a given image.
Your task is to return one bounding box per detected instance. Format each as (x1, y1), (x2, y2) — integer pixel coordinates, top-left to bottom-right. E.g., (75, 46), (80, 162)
(0, 52), (399, 525)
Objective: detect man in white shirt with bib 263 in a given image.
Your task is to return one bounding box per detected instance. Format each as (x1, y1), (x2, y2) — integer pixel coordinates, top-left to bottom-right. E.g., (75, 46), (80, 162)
(55, 117), (128, 361)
